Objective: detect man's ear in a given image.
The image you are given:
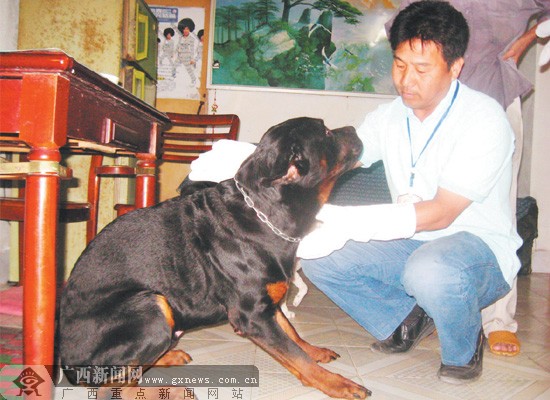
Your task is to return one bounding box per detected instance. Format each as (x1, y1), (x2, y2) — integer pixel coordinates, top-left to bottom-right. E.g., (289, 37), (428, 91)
(450, 57), (464, 79)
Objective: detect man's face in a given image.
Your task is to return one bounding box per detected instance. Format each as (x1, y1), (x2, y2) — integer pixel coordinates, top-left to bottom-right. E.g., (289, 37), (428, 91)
(392, 38), (463, 121)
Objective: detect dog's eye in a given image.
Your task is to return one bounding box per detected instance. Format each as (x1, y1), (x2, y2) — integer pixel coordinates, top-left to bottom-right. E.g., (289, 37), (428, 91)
(325, 129), (333, 137)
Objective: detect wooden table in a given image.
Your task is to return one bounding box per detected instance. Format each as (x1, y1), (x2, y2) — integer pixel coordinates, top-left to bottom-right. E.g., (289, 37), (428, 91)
(0, 50), (171, 373)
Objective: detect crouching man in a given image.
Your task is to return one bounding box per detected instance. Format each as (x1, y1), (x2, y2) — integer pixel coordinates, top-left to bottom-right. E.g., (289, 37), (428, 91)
(298, 0), (522, 384)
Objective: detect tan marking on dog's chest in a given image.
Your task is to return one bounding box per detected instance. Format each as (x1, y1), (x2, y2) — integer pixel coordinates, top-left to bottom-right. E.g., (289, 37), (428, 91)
(266, 281), (289, 304)
(155, 295), (175, 329)
(316, 158), (338, 204)
(318, 178), (337, 204)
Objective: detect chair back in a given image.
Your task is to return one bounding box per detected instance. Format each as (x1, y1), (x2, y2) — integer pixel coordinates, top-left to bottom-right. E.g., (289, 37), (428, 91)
(161, 113), (240, 163)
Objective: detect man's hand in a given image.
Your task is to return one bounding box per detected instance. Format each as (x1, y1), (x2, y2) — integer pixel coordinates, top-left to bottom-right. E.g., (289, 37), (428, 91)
(297, 203), (416, 260)
(502, 25), (539, 65)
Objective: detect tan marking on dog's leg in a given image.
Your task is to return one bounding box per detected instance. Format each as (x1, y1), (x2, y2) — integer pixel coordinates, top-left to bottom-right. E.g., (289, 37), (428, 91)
(266, 281), (289, 304)
(153, 296), (192, 367)
(155, 294), (175, 330)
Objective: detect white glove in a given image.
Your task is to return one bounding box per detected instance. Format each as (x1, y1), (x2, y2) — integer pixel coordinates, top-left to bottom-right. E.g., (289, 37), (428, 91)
(536, 20), (550, 67)
(317, 203), (417, 241)
(297, 203), (416, 260)
(188, 140), (257, 182)
(296, 221), (351, 259)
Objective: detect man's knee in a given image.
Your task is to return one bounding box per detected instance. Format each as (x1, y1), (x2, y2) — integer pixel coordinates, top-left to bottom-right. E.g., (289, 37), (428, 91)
(402, 253), (452, 303)
(402, 233), (480, 298)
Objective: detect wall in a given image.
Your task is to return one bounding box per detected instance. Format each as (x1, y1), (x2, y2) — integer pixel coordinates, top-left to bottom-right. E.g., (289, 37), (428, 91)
(531, 41), (550, 273)
(208, 88), (392, 143)
(0, 0), (19, 51)
(18, 0), (123, 77)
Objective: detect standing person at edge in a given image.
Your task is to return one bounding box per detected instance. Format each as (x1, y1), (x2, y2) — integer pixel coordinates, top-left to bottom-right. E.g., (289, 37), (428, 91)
(297, 0), (522, 383)
(389, 0), (550, 359)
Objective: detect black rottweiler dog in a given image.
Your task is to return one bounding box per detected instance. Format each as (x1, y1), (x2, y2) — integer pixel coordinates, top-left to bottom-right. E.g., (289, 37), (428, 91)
(60, 117), (370, 399)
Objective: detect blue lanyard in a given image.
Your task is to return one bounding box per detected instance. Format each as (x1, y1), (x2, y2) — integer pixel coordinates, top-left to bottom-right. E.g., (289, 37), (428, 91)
(406, 81), (460, 187)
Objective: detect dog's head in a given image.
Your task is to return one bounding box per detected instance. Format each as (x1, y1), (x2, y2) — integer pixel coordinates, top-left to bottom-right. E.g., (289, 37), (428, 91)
(234, 117), (362, 228)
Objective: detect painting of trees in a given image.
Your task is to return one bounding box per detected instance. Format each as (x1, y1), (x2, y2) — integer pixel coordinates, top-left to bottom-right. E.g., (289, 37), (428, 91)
(212, 0), (400, 94)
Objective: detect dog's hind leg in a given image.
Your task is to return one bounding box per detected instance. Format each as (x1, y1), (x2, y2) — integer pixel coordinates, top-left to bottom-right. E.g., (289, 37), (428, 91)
(107, 293), (179, 367)
(152, 295), (193, 366)
(61, 291), (182, 380)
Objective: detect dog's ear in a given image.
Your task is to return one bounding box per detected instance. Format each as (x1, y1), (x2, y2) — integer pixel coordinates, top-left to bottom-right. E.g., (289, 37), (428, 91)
(272, 143), (310, 185)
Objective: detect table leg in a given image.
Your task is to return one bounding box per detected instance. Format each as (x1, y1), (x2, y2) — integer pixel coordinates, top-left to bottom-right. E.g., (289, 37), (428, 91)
(23, 150), (61, 373)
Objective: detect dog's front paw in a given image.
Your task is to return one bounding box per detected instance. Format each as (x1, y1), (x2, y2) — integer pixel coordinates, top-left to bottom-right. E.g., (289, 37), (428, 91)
(308, 346), (340, 363)
(303, 369), (371, 399)
(333, 377), (371, 399)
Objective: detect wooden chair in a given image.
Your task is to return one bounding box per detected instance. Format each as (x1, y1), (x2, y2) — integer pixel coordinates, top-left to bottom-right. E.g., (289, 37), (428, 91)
(0, 153), (135, 284)
(115, 113), (240, 216)
(161, 113), (240, 162)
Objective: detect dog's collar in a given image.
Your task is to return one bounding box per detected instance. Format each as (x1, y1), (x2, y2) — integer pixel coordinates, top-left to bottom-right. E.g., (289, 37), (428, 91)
(234, 179), (301, 243)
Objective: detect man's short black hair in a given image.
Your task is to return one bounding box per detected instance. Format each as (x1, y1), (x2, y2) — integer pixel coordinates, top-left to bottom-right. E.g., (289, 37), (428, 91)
(389, 0), (469, 68)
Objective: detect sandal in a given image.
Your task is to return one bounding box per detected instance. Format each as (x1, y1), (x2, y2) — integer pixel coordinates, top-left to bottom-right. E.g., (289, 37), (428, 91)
(488, 330), (520, 356)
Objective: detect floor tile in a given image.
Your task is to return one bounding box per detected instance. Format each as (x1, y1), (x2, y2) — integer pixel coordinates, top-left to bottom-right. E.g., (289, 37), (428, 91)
(1, 273), (549, 400)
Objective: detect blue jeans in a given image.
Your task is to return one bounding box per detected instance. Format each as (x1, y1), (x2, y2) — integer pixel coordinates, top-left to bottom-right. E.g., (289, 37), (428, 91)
(301, 231), (511, 366)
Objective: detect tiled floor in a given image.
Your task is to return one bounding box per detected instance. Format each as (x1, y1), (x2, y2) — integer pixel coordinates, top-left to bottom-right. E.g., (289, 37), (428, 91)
(1, 273), (549, 400)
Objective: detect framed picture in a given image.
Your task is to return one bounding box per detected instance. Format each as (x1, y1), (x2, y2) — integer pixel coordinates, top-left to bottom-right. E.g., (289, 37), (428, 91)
(210, 0), (400, 95)
(151, 6), (206, 100)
